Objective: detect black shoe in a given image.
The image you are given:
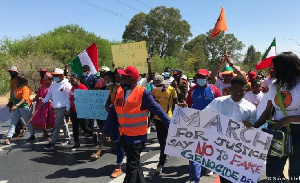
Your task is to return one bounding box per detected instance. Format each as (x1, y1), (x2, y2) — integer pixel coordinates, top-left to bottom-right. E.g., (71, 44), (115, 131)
(92, 133), (98, 143)
(44, 143), (55, 150)
(26, 135), (35, 142)
(70, 143), (80, 151)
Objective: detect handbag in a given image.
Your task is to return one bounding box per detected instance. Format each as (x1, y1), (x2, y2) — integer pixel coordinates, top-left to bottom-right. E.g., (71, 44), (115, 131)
(262, 84), (293, 157)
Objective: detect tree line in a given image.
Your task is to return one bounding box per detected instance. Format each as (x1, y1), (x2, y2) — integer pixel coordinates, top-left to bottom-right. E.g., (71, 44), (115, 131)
(0, 6), (261, 95)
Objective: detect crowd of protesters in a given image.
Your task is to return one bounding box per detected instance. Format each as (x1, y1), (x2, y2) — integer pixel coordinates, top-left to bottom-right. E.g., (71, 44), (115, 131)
(3, 52), (300, 183)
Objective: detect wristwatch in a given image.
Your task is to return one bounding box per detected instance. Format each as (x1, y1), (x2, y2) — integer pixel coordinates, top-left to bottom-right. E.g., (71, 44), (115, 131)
(15, 104), (20, 107)
(229, 63), (234, 67)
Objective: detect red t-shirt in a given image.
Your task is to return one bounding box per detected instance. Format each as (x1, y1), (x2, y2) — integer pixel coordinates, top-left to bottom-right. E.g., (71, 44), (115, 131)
(70, 84), (88, 112)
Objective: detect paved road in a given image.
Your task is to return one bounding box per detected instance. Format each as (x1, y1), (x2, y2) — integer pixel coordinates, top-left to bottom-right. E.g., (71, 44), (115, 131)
(0, 105), (268, 183)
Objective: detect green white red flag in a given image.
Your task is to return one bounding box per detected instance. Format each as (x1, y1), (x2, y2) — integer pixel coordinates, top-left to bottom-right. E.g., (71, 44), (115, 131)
(69, 43), (99, 76)
(255, 38), (276, 70)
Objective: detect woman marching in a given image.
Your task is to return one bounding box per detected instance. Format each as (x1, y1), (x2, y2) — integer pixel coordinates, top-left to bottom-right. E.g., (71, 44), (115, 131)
(254, 52), (300, 182)
(4, 75), (35, 145)
(31, 72), (56, 141)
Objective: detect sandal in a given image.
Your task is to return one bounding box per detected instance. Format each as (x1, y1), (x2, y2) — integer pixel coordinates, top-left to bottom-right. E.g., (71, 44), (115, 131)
(110, 168), (122, 178)
(39, 134), (49, 142)
(5, 138), (10, 145)
(90, 153), (101, 160)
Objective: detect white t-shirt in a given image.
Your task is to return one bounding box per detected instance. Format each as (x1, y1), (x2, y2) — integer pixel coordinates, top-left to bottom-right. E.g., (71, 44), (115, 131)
(42, 78), (72, 110)
(244, 91), (264, 106)
(215, 78), (231, 96)
(261, 77), (274, 88)
(268, 81), (300, 122)
(256, 91), (270, 120)
(203, 95), (257, 124)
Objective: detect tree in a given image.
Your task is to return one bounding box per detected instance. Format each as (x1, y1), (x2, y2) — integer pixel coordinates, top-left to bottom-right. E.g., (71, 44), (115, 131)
(204, 30), (244, 70)
(243, 45), (261, 68)
(123, 6), (192, 58)
(183, 35), (207, 72)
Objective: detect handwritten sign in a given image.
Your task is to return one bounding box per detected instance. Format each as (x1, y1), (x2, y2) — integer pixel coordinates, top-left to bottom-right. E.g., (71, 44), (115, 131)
(111, 41), (148, 73)
(165, 106), (273, 183)
(0, 107), (12, 123)
(74, 90), (110, 120)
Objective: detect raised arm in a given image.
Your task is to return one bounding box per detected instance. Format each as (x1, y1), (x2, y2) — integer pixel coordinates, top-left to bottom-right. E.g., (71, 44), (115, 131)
(210, 56), (226, 84)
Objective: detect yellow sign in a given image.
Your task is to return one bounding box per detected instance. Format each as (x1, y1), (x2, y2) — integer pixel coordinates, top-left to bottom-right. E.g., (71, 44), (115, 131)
(111, 41), (148, 73)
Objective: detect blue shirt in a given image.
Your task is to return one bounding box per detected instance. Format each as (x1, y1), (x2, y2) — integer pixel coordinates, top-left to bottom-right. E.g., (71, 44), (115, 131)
(186, 84), (221, 110)
(104, 84), (171, 145)
(81, 74), (98, 89)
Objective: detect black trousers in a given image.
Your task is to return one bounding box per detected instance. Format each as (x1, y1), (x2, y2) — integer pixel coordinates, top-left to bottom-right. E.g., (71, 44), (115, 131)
(154, 119), (168, 166)
(70, 109), (93, 143)
(121, 136), (145, 183)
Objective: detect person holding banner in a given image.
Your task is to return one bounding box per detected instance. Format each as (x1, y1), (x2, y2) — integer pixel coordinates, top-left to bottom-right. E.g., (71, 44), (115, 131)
(151, 74), (178, 175)
(210, 55), (244, 96)
(106, 66), (170, 183)
(181, 69), (221, 182)
(5, 75), (35, 145)
(254, 52), (300, 182)
(203, 75), (256, 183)
(41, 68), (72, 150)
(69, 73), (98, 150)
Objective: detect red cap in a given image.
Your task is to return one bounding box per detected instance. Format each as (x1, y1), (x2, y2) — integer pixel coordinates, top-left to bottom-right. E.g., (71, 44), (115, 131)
(40, 68), (47, 72)
(196, 69), (210, 77)
(248, 71), (257, 79)
(117, 66), (140, 81)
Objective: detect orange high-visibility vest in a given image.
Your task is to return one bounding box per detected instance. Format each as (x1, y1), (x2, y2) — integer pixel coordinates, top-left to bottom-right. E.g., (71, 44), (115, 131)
(114, 85), (148, 136)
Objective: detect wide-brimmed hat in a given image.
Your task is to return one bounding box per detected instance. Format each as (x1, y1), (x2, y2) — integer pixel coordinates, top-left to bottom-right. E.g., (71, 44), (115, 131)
(51, 68), (64, 75)
(153, 74), (167, 85)
(8, 66), (19, 73)
(220, 66), (236, 78)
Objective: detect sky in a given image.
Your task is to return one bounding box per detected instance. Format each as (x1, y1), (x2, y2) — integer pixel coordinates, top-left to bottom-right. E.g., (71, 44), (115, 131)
(1, 0), (300, 57)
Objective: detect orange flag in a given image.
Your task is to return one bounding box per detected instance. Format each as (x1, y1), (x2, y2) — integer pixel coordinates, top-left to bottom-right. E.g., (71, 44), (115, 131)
(210, 7), (228, 38)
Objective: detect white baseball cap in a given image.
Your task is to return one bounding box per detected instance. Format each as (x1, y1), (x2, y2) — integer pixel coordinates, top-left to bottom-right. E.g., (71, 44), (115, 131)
(51, 68), (64, 75)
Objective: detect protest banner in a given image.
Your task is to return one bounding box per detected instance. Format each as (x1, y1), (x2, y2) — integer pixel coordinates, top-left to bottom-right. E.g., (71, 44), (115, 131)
(0, 106), (12, 123)
(111, 41), (148, 73)
(165, 106), (273, 183)
(74, 89), (110, 120)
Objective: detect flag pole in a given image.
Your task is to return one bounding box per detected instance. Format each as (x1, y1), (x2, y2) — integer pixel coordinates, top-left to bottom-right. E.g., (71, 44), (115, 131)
(224, 31), (227, 55)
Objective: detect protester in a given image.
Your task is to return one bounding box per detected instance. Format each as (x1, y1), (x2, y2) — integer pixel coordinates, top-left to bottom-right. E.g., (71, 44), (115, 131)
(106, 66), (171, 182)
(68, 73), (97, 150)
(183, 69), (221, 182)
(244, 79), (264, 106)
(210, 55), (244, 96)
(254, 52), (300, 182)
(94, 66), (110, 90)
(162, 66), (174, 86)
(7, 66), (26, 137)
(91, 68), (125, 178)
(261, 67), (275, 93)
(203, 75), (256, 183)
(31, 72), (55, 141)
(81, 65), (99, 89)
(152, 74), (178, 175)
(171, 69), (188, 104)
(5, 75), (35, 145)
(37, 68), (47, 92)
(41, 68), (72, 150)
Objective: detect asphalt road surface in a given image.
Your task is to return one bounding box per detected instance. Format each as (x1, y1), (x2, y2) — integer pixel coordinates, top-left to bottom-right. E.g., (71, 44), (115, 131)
(0, 105), (268, 183)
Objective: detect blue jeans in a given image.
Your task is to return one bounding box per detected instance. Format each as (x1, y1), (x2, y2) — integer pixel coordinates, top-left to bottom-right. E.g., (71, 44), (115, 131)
(189, 161), (201, 182)
(111, 123), (124, 165)
(7, 106), (34, 138)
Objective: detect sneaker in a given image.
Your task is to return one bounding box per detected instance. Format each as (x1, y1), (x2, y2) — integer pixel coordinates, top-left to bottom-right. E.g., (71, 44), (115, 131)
(26, 135), (36, 142)
(206, 169), (213, 176)
(92, 133), (98, 144)
(44, 143), (55, 150)
(154, 165), (163, 175)
(61, 140), (71, 146)
(70, 143), (80, 151)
